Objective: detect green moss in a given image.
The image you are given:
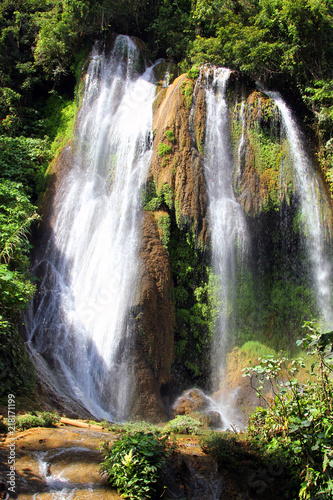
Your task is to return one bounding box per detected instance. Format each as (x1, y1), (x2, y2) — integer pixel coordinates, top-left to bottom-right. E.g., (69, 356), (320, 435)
(175, 199), (182, 227)
(230, 94), (295, 212)
(240, 341), (276, 359)
(157, 213), (171, 249)
(180, 79), (194, 109)
(165, 130), (175, 143)
(158, 142), (172, 157)
(43, 94), (77, 157)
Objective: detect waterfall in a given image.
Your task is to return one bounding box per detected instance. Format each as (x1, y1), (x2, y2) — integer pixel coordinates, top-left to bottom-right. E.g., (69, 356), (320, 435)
(204, 68), (248, 393)
(265, 91), (333, 328)
(25, 35), (158, 420)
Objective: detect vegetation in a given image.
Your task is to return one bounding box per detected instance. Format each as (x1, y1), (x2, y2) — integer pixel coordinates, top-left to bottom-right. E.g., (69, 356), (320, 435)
(243, 323), (333, 499)
(165, 129), (175, 143)
(100, 431), (173, 499)
(202, 431), (257, 471)
(0, 180), (39, 396)
(164, 415), (202, 435)
(158, 142), (172, 157)
(1, 411), (60, 432)
(170, 229), (219, 388)
(180, 79), (194, 109)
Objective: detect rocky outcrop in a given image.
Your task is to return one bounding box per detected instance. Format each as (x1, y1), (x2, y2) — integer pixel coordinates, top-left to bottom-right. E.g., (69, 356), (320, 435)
(149, 72), (208, 245)
(171, 388), (223, 428)
(228, 87), (295, 215)
(132, 71), (212, 419)
(132, 212), (176, 421)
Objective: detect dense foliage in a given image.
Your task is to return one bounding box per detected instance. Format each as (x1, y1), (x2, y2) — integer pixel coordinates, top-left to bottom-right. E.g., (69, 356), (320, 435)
(0, 180), (38, 395)
(100, 431), (173, 499)
(243, 324), (333, 499)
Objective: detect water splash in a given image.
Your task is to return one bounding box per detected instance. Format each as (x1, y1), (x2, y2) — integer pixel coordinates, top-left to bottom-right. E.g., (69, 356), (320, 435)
(26, 36), (158, 420)
(265, 91), (333, 328)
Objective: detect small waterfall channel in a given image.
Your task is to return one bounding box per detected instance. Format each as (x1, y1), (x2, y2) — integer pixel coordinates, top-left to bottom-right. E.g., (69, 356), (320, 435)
(203, 68), (248, 426)
(26, 35), (158, 421)
(265, 91), (333, 328)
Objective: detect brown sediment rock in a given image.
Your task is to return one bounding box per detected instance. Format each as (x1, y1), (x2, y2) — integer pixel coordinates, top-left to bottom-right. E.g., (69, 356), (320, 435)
(149, 73), (208, 245)
(132, 72), (210, 418)
(231, 89), (295, 216)
(132, 212), (176, 421)
(0, 426), (225, 499)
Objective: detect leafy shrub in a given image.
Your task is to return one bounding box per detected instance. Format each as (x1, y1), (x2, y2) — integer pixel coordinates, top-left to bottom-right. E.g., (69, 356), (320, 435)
(15, 411), (60, 430)
(158, 142), (172, 157)
(0, 136), (51, 198)
(0, 180), (39, 395)
(142, 180), (174, 212)
(187, 66), (199, 80)
(100, 431), (172, 499)
(244, 323), (333, 499)
(164, 415), (202, 435)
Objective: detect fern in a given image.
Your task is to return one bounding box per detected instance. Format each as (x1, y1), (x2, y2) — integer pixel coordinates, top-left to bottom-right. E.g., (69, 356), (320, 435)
(0, 212), (39, 264)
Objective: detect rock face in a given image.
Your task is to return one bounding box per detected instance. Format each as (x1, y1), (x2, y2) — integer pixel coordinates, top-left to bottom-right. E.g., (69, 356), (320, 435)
(132, 212), (175, 421)
(149, 72), (208, 244)
(228, 84), (295, 216)
(132, 72), (211, 419)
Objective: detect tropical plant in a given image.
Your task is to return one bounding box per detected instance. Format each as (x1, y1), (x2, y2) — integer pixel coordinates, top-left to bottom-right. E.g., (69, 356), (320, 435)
(100, 431), (173, 499)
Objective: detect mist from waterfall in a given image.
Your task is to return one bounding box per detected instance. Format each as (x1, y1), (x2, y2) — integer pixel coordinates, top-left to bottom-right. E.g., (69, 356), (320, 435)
(26, 35), (158, 421)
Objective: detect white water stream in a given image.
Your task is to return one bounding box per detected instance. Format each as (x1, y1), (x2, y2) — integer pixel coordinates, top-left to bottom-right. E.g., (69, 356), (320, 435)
(26, 36), (158, 420)
(265, 91), (333, 328)
(203, 68), (248, 399)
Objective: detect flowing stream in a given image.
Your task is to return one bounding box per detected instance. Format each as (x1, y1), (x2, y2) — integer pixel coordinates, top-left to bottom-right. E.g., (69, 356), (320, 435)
(26, 36), (158, 420)
(265, 91), (333, 328)
(203, 68), (248, 400)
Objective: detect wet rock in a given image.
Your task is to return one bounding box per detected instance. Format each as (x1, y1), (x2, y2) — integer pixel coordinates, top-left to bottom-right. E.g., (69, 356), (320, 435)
(172, 388), (210, 415)
(171, 388), (223, 428)
(1, 426), (122, 499)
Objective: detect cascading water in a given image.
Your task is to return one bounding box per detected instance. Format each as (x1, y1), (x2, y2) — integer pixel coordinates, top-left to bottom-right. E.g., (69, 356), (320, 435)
(264, 91), (333, 328)
(203, 68), (248, 423)
(25, 35), (158, 420)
